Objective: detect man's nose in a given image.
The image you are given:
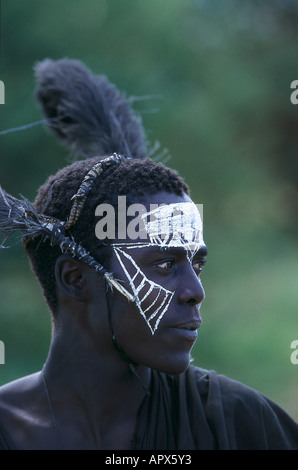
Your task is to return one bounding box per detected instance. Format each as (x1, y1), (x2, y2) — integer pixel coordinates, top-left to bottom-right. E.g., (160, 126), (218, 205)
(177, 266), (205, 306)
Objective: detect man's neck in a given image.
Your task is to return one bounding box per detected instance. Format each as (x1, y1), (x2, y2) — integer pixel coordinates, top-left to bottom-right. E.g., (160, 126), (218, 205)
(42, 324), (151, 441)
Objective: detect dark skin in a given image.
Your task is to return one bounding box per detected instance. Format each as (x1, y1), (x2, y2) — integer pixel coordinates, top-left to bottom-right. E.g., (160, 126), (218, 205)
(0, 191), (207, 449)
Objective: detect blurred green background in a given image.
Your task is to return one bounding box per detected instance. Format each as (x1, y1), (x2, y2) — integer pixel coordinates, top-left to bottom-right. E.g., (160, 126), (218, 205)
(0, 0), (297, 420)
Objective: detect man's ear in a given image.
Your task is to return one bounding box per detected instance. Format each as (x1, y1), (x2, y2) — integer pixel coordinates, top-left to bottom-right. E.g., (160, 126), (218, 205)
(55, 255), (88, 302)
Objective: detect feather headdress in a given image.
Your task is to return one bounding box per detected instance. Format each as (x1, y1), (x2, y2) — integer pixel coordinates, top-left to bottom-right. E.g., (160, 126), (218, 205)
(0, 58), (154, 302)
(0, 185), (134, 301)
(35, 58), (148, 159)
(0, 187), (45, 246)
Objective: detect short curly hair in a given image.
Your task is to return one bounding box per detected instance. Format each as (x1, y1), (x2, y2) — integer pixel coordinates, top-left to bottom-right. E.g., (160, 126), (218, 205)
(24, 156), (189, 315)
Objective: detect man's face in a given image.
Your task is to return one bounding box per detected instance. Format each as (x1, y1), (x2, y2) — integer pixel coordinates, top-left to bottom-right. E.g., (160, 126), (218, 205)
(103, 191), (207, 375)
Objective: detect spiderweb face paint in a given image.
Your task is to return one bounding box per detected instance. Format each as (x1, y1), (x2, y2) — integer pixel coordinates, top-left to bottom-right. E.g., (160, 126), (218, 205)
(112, 202), (204, 335)
(113, 246), (175, 335)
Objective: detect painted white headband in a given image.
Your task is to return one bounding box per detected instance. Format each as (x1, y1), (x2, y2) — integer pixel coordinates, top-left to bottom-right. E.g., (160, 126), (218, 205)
(142, 201), (203, 250)
(112, 201), (204, 251)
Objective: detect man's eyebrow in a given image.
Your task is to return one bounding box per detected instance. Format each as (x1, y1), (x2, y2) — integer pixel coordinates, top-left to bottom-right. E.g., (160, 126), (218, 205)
(196, 245), (208, 257)
(138, 244), (208, 256)
(163, 245), (208, 259)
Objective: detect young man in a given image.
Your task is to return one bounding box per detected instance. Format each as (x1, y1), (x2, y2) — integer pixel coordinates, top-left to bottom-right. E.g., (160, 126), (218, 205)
(0, 59), (297, 450)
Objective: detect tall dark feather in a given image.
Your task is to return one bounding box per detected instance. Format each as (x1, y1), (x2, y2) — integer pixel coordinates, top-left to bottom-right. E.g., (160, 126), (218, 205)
(34, 58), (148, 159)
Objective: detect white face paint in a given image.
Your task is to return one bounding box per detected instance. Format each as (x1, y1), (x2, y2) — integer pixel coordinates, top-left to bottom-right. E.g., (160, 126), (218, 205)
(143, 202), (204, 260)
(113, 246), (174, 335)
(112, 202), (205, 335)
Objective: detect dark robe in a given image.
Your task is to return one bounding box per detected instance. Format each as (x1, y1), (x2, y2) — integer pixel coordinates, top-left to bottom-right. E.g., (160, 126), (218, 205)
(132, 366), (298, 450)
(0, 366), (297, 450)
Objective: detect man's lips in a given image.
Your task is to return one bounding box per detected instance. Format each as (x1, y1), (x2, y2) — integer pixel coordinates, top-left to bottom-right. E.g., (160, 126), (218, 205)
(169, 319), (202, 341)
(171, 319), (202, 331)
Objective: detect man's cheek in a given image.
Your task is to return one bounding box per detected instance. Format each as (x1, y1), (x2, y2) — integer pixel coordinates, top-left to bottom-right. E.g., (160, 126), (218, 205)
(112, 246), (174, 335)
(135, 279), (174, 334)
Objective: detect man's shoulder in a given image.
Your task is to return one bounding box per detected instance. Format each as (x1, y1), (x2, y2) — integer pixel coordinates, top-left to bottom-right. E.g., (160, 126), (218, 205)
(187, 365), (267, 400)
(0, 372), (42, 425)
(0, 372), (41, 404)
(0, 372), (45, 449)
(186, 365), (298, 428)
(184, 365), (297, 423)
(184, 366), (298, 449)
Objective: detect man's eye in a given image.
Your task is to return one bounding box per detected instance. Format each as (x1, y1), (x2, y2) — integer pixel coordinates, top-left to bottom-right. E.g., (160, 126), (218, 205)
(156, 260), (174, 270)
(192, 259), (206, 275)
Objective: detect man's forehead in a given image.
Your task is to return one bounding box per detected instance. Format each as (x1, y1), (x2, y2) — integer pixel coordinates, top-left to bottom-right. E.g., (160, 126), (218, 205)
(143, 201), (202, 221)
(142, 201), (204, 248)
(111, 201), (204, 252)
